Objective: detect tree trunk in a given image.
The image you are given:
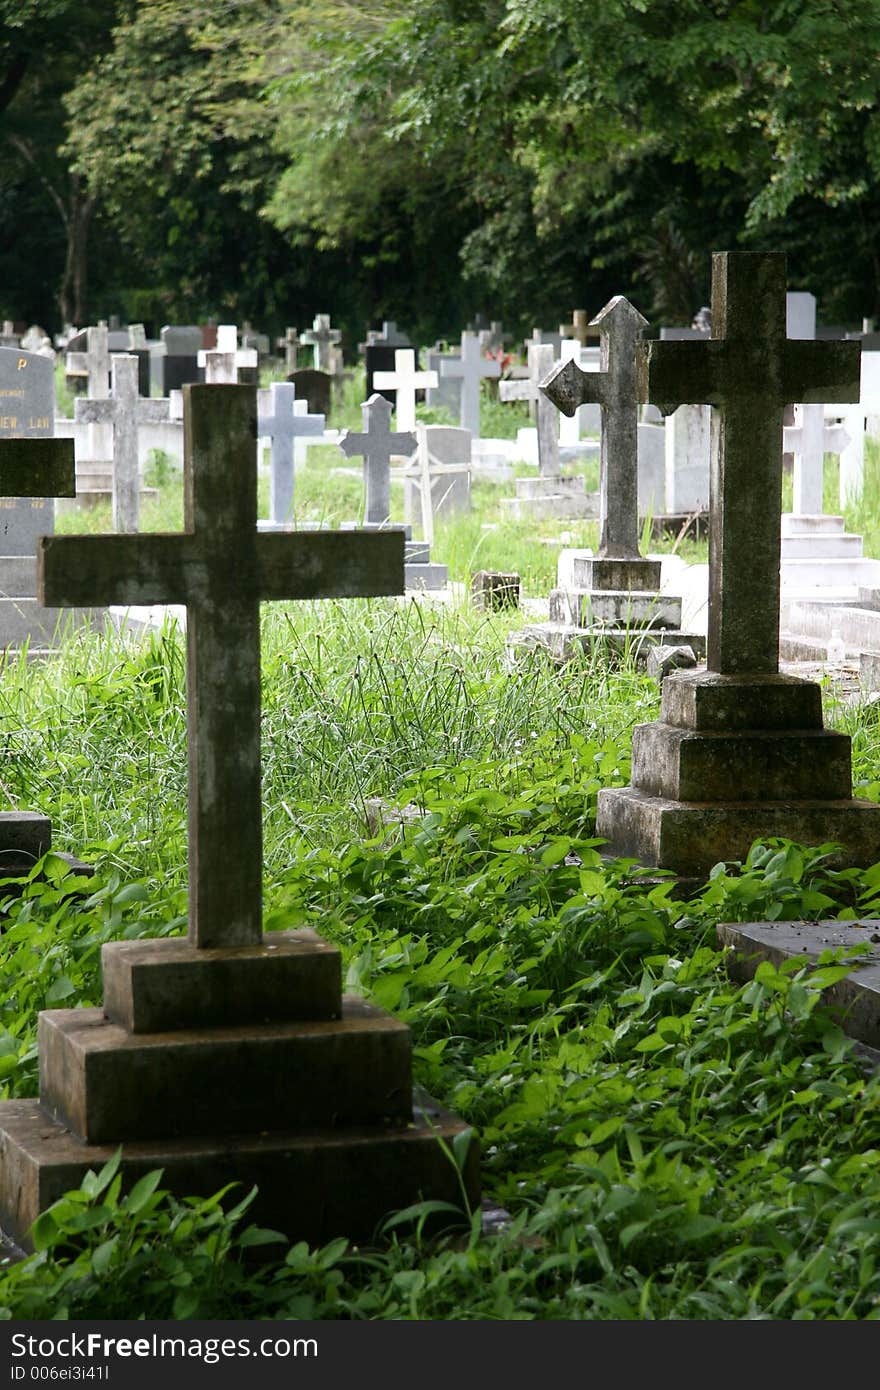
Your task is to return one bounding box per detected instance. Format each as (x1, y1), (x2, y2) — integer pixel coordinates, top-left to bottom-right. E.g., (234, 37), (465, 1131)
(59, 175), (95, 325)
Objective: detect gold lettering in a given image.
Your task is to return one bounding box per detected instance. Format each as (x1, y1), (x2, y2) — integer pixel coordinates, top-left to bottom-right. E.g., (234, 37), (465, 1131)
(0, 390), (24, 397)
(28, 417), (49, 430)
(16, 358), (26, 371)
(30, 500), (46, 509)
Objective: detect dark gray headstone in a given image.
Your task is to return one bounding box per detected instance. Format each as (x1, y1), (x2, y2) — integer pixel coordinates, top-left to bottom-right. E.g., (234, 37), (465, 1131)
(364, 344), (398, 404)
(287, 369), (332, 417)
(0, 348), (59, 552)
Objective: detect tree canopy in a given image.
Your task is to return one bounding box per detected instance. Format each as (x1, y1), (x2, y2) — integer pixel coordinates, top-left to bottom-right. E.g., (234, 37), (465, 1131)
(3, 0), (880, 343)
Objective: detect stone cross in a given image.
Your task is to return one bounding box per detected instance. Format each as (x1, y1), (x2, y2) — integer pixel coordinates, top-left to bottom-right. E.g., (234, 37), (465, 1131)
(276, 327), (301, 373)
(39, 385), (404, 950)
(256, 381), (325, 524)
(439, 332), (501, 437)
(302, 314), (342, 373)
(499, 343), (559, 474)
(66, 323), (109, 398)
(75, 354), (170, 532)
(541, 296), (648, 560)
(197, 324), (257, 383)
(339, 393), (416, 525)
(372, 349), (438, 432)
(640, 251), (860, 674)
(783, 403), (850, 515)
(559, 310), (592, 345)
(359, 321), (410, 350)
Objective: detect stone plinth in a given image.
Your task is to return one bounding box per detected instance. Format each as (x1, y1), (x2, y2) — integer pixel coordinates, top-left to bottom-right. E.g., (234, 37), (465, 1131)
(500, 473), (598, 521)
(596, 669), (880, 876)
(0, 928), (479, 1250)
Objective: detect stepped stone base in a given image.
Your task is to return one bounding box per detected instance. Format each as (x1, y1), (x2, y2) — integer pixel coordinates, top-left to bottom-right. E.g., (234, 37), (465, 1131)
(0, 598), (101, 649)
(597, 787), (880, 876)
(0, 926), (478, 1252)
(506, 623), (706, 666)
(405, 561), (447, 590)
(0, 1092), (478, 1253)
(549, 588), (683, 629)
(597, 668), (880, 876)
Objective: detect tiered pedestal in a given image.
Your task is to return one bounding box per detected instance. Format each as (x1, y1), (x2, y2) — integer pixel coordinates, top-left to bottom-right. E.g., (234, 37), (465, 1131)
(508, 556), (705, 667)
(500, 474), (599, 521)
(0, 929), (479, 1250)
(597, 669), (880, 877)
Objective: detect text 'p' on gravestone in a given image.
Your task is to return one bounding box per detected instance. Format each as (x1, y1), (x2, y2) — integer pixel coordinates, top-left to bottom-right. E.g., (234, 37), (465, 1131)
(0, 384), (479, 1252)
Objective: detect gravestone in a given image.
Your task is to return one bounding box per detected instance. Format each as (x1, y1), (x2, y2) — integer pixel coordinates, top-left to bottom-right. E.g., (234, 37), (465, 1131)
(361, 322), (412, 403)
(533, 297), (699, 650)
(596, 250), (880, 879)
(498, 343), (559, 474)
(257, 381), (325, 526)
(425, 347), (461, 417)
(198, 324), (258, 385)
(0, 347), (100, 659)
(372, 349), (438, 431)
(66, 323), (109, 399)
(0, 323), (19, 348)
(287, 368), (332, 418)
(338, 393), (415, 526)
(0, 384), (478, 1250)
(439, 332), (500, 437)
(277, 327), (301, 373)
(74, 355), (169, 531)
(402, 425), (471, 539)
(471, 570), (520, 611)
(159, 325), (202, 395)
(302, 314), (342, 373)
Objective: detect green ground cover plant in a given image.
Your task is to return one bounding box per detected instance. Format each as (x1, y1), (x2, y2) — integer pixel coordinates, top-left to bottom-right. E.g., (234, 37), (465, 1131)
(1, 398), (879, 1318)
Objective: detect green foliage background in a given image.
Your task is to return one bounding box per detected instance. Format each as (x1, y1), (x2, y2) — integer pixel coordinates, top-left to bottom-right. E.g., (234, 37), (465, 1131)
(3, 1), (880, 339)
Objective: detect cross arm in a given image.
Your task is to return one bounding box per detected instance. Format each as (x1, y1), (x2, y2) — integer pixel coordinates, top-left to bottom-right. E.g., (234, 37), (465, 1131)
(254, 530), (405, 599)
(74, 398), (115, 425)
(637, 339), (722, 415)
(782, 341), (861, 405)
(136, 400), (172, 424)
(498, 379), (533, 403)
(540, 359), (607, 416)
(0, 439), (76, 497)
(39, 534), (197, 608)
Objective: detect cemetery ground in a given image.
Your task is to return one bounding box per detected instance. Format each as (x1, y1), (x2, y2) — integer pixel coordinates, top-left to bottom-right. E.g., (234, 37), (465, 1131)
(0, 374), (878, 1319)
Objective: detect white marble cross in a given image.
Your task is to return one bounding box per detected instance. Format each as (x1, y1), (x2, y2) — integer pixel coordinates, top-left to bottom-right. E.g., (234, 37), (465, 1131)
(74, 354), (170, 532)
(197, 324), (257, 383)
(783, 403), (850, 515)
(439, 332), (500, 437)
(372, 349), (438, 432)
(257, 381), (325, 524)
(834, 351), (880, 506)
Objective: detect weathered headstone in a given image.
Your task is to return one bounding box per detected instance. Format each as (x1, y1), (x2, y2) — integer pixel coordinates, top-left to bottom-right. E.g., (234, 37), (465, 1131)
(287, 368), (332, 418)
(372, 349), (438, 431)
(0, 383), (479, 1249)
(0, 347), (98, 667)
(197, 324), (258, 385)
(402, 425), (471, 541)
(74, 355), (170, 532)
(597, 250), (880, 879)
(257, 381), (325, 526)
(360, 321), (412, 403)
(470, 570), (520, 611)
(439, 332), (500, 437)
(338, 393), (415, 526)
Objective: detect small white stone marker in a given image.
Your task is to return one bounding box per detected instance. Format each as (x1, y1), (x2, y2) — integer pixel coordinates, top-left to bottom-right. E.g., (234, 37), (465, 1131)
(783, 403), (850, 515)
(301, 314), (342, 372)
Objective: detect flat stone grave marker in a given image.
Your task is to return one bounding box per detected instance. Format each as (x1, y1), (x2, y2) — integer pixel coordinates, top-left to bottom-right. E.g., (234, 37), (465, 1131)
(287, 367), (332, 417)
(0, 382), (478, 1250)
